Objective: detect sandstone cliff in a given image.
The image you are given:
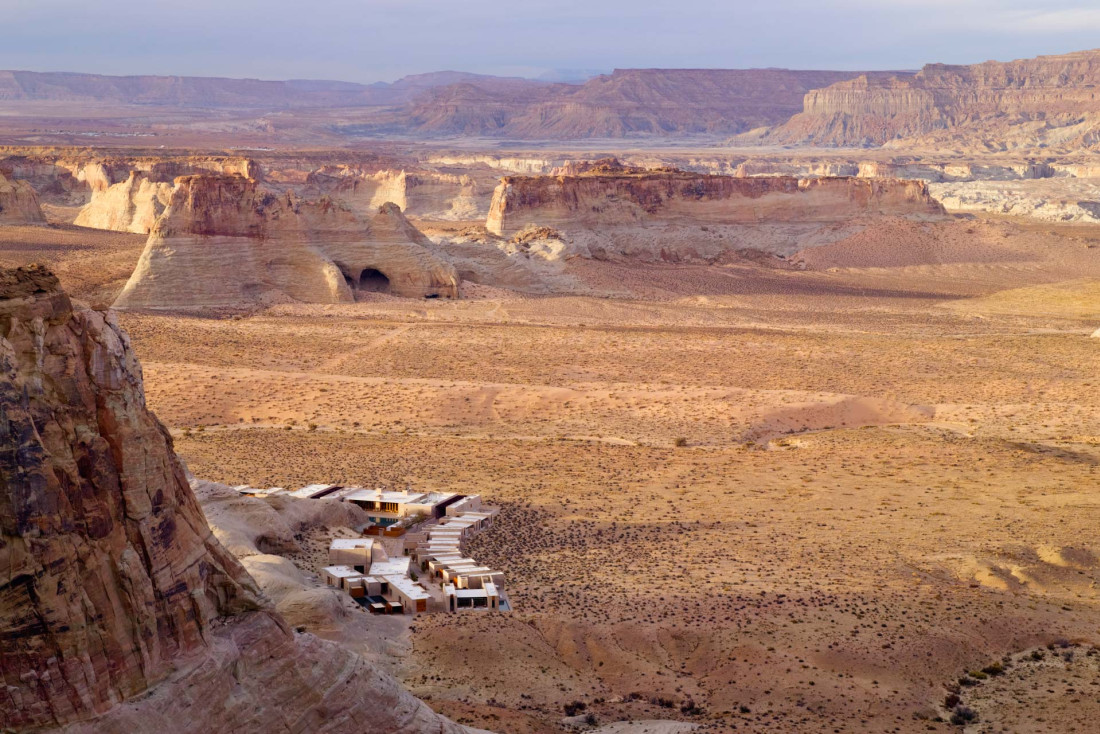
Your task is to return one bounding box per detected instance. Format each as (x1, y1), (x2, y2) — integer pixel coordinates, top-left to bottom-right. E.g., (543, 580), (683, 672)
(73, 172), (174, 233)
(0, 171), (45, 224)
(0, 265), (467, 733)
(761, 49), (1100, 149)
(487, 170), (945, 238)
(113, 175), (459, 309)
(485, 169), (945, 262)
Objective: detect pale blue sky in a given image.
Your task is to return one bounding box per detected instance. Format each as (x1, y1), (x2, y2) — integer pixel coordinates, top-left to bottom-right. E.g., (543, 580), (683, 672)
(2, 0), (1098, 82)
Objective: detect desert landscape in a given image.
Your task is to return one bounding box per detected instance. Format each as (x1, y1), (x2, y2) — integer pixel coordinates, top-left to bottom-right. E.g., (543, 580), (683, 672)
(3, 17), (1100, 734)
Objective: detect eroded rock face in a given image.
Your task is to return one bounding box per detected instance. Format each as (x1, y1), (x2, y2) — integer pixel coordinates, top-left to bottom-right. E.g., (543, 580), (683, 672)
(0, 171), (46, 224)
(113, 175), (459, 309)
(0, 265), (467, 733)
(0, 264), (261, 726)
(487, 170), (944, 238)
(763, 49), (1100, 148)
(73, 171), (174, 233)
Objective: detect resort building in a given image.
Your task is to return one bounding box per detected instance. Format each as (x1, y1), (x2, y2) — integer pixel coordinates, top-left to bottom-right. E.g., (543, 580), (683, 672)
(328, 538), (386, 571)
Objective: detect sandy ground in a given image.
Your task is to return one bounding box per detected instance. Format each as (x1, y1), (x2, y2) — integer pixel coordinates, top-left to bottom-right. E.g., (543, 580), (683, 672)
(7, 212), (1100, 732)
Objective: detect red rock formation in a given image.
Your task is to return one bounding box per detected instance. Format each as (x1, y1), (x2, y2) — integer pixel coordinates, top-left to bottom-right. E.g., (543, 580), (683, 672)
(763, 49), (1100, 148)
(0, 265), (466, 732)
(0, 264), (260, 725)
(487, 170), (945, 239)
(0, 171), (45, 224)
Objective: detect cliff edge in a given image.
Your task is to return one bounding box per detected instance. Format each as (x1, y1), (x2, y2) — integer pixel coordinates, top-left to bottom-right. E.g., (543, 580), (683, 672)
(0, 265), (467, 733)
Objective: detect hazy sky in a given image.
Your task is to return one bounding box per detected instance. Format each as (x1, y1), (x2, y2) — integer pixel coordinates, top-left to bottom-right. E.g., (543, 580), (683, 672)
(3, 0), (1099, 82)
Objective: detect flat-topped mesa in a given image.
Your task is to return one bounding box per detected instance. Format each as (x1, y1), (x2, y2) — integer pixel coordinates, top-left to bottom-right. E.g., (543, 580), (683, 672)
(763, 49), (1100, 148)
(0, 265), (467, 733)
(486, 169), (945, 239)
(113, 174), (459, 310)
(0, 170), (46, 224)
(0, 153), (260, 211)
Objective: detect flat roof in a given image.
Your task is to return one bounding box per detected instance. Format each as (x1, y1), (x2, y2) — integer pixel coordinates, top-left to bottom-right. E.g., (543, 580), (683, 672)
(287, 483), (337, 498)
(330, 538), (373, 550)
(369, 557), (411, 577)
(382, 575), (431, 600)
(455, 588), (489, 598)
(322, 565), (362, 579)
(453, 567), (495, 576)
(341, 489), (458, 506)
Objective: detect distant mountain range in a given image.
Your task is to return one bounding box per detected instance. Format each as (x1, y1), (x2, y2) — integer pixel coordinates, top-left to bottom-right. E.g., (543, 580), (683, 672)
(3, 49), (1099, 147)
(0, 67), (890, 138)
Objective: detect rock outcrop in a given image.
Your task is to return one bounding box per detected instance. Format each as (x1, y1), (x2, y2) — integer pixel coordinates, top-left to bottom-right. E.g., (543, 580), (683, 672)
(0, 264), (466, 733)
(73, 172), (174, 233)
(487, 168), (944, 236)
(0, 170), (46, 224)
(929, 178), (1100, 224)
(112, 175), (459, 309)
(485, 167), (945, 262)
(761, 49), (1100, 148)
(307, 167), (492, 220)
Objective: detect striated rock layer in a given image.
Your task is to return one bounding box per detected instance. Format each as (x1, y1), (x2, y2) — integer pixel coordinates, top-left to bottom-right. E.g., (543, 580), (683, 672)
(0, 265), (467, 733)
(0, 171), (45, 224)
(73, 171), (173, 233)
(762, 49), (1100, 148)
(487, 169), (945, 239)
(113, 175), (459, 310)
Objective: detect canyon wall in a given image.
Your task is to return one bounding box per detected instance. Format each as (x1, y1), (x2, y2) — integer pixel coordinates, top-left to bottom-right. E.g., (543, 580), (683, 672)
(113, 175), (459, 310)
(0, 265), (466, 732)
(762, 49), (1100, 148)
(487, 170), (945, 239)
(0, 171), (45, 223)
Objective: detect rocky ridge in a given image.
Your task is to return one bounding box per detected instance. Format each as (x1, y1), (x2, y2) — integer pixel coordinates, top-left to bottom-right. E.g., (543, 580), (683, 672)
(113, 174), (459, 309)
(486, 166), (945, 262)
(0, 264), (467, 732)
(387, 68), (892, 138)
(759, 49), (1100, 149)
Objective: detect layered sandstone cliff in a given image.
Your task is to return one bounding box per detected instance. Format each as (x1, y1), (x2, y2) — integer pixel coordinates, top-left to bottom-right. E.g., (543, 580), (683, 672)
(0, 265), (467, 733)
(487, 169), (945, 238)
(762, 49), (1100, 148)
(113, 175), (459, 309)
(73, 171), (173, 233)
(0, 171), (45, 224)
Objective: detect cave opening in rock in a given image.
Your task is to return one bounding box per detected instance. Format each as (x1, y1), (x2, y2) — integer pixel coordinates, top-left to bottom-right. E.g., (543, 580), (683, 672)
(358, 268), (391, 293)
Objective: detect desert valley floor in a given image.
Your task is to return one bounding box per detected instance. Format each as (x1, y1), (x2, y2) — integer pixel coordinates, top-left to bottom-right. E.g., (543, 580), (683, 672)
(4, 210), (1100, 733)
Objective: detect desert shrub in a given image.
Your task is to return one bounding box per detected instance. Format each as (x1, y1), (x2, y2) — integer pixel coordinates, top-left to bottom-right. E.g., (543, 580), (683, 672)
(981, 662), (1005, 676)
(950, 705), (978, 725)
(673, 437), (688, 447)
(563, 701), (586, 716)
